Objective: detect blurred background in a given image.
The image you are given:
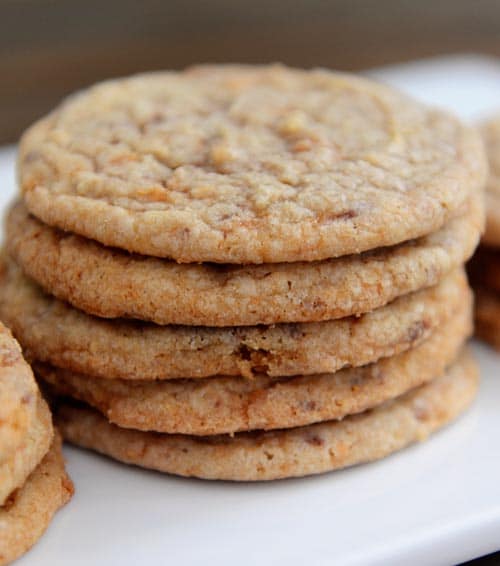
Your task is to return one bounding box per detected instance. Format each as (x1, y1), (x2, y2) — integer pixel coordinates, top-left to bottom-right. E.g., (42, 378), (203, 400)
(2, 0), (500, 143)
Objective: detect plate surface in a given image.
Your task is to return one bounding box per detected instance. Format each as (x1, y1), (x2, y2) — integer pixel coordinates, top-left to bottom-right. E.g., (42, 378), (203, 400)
(4, 55), (500, 566)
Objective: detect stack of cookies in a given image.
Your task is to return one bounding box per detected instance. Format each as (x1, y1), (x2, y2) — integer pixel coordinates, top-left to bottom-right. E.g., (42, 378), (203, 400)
(469, 116), (500, 349)
(0, 322), (72, 565)
(1, 65), (487, 481)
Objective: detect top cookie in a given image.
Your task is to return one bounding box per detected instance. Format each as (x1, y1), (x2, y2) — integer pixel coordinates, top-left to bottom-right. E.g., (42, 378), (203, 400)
(480, 116), (500, 247)
(18, 65), (486, 264)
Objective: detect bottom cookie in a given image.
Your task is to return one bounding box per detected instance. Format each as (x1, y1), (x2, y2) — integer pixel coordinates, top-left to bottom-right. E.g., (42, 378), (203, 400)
(55, 349), (478, 481)
(475, 287), (500, 350)
(0, 433), (74, 566)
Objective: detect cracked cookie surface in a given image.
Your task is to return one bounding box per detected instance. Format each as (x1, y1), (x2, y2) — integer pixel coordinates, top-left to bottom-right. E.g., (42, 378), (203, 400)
(19, 65), (486, 264)
(0, 433), (73, 566)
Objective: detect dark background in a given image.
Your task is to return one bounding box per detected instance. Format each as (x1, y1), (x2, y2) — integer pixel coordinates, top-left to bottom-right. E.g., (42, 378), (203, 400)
(1, 0), (499, 562)
(2, 0), (500, 144)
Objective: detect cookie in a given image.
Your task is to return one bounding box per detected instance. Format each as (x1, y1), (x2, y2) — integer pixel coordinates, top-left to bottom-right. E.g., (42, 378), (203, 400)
(0, 322), (40, 464)
(0, 255), (469, 380)
(0, 433), (74, 566)
(5, 195), (482, 326)
(0, 321), (52, 509)
(474, 287), (500, 350)
(18, 65), (486, 264)
(54, 349), (478, 481)
(467, 245), (500, 293)
(0, 396), (53, 506)
(480, 116), (500, 247)
(39, 297), (471, 435)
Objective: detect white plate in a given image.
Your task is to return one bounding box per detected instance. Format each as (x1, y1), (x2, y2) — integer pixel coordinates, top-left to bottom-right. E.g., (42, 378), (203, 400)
(4, 55), (500, 566)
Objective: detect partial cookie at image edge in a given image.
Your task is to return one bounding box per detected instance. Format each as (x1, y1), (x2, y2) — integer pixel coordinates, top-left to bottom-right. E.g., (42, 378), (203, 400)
(474, 287), (500, 350)
(0, 322), (40, 466)
(480, 116), (500, 246)
(0, 396), (53, 507)
(18, 66), (487, 264)
(0, 433), (74, 566)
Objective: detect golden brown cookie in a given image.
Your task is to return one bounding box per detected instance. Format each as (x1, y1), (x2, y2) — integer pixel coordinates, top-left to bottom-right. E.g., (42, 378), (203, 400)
(0, 323), (54, 507)
(54, 349), (478, 481)
(480, 116), (500, 247)
(0, 322), (40, 465)
(0, 396), (53, 506)
(40, 298), (471, 435)
(5, 195), (482, 326)
(0, 433), (74, 566)
(0, 253), (469, 380)
(474, 287), (500, 350)
(18, 65), (486, 264)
